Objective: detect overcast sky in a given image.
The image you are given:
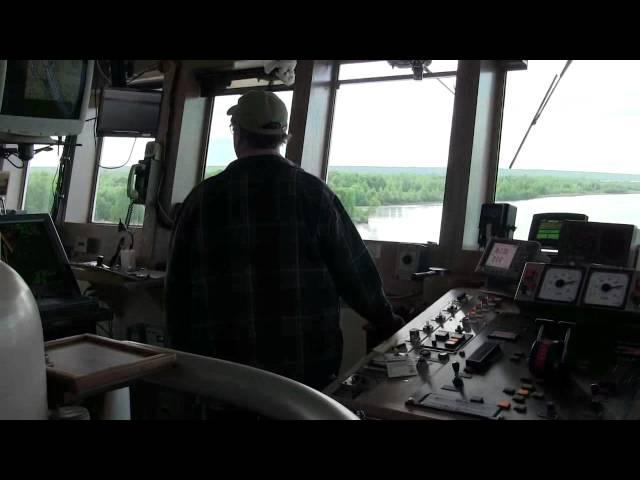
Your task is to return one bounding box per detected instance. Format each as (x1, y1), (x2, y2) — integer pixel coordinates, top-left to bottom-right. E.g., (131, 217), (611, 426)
(29, 61), (640, 177)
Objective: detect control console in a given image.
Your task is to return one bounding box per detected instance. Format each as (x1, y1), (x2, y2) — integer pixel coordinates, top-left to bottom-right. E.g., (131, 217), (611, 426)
(328, 288), (640, 420)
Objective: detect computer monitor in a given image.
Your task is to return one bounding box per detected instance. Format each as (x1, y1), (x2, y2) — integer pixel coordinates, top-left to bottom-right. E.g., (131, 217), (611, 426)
(0, 214), (80, 299)
(558, 220), (639, 268)
(0, 60), (94, 142)
(528, 212), (588, 251)
(96, 87), (162, 137)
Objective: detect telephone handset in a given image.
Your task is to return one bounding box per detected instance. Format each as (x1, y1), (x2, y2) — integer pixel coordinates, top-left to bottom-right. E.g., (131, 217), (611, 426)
(126, 141), (161, 206)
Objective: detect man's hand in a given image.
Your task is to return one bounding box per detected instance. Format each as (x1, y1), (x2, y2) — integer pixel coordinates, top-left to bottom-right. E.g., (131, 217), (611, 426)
(363, 313), (407, 350)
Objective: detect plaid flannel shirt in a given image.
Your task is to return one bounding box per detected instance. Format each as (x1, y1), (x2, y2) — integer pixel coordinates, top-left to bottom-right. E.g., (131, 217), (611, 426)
(165, 154), (395, 386)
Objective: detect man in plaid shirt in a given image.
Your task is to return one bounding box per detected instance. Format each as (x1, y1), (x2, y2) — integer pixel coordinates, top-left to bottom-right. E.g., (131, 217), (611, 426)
(166, 90), (402, 390)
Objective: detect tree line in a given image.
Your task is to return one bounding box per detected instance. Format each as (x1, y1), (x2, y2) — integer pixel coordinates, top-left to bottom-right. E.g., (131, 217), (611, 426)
(24, 167), (144, 225)
(21, 166), (640, 226)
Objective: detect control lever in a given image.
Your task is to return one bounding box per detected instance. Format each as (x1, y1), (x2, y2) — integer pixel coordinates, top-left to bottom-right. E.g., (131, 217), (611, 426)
(412, 267), (450, 281)
(452, 361), (463, 389)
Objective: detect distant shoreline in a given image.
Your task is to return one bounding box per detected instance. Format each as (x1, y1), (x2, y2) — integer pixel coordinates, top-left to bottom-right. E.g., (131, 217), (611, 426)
(355, 190), (640, 216)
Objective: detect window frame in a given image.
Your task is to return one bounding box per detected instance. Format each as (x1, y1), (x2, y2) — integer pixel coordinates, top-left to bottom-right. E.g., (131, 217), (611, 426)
(322, 60), (459, 245)
(89, 135), (149, 227)
(19, 140), (66, 214)
(489, 60), (640, 239)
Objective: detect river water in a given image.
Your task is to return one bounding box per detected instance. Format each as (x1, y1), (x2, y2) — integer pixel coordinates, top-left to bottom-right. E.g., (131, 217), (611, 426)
(356, 193), (640, 244)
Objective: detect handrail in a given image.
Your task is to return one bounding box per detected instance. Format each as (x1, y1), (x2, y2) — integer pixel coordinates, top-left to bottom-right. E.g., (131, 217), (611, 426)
(132, 344), (358, 420)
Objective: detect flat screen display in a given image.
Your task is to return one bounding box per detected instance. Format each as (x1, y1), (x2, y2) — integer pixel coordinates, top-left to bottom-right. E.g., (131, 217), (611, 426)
(97, 88), (161, 137)
(535, 219), (563, 241)
(485, 242), (518, 270)
(0, 219), (72, 298)
(1, 60), (87, 119)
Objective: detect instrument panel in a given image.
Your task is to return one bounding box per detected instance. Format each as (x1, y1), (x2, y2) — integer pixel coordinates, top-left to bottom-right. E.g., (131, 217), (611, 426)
(537, 266), (584, 304)
(327, 288), (640, 421)
(583, 269), (631, 308)
(515, 262), (638, 312)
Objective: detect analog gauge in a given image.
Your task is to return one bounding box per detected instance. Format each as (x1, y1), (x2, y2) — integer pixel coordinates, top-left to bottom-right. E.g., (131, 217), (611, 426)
(583, 270), (631, 308)
(537, 267), (583, 303)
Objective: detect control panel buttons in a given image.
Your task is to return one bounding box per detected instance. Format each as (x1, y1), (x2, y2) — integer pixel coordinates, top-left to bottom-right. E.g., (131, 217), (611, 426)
(497, 400), (511, 410)
(512, 395), (525, 404)
(435, 331), (450, 341)
(514, 405), (527, 414)
(445, 339), (458, 349)
(503, 387), (516, 395)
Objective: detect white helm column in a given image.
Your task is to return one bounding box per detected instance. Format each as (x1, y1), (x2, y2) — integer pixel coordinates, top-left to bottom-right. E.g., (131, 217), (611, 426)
(0, 261), (48, 420)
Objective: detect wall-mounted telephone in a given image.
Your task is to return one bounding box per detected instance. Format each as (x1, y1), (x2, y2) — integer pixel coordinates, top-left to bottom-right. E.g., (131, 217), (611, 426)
(127, 141), (161, 206)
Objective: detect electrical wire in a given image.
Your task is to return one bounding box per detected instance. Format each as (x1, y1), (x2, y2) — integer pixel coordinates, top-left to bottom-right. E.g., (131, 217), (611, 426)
(508, 60), (573, 170)
(99, 137), (137, 170)
(50, 162), (61, 206)
(425, 67), (456, 95)
(92, 86), (100, 153)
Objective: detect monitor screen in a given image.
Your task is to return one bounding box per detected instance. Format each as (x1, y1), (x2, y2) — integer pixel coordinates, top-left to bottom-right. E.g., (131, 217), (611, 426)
(1, 61), (88, 119)
(97, 87), (162, 137)
(485, 242), (518, 270)
(0, 216), (74, 298)
(535, 219), (563, 242)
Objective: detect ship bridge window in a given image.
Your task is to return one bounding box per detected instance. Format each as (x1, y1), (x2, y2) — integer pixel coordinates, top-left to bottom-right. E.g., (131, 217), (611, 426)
(91, 136), (152, 225)
(325, 60), (457, 244)
(21, 139), (65, 214)
(497, 60), (640, 239)
(203, 91), (294, 179)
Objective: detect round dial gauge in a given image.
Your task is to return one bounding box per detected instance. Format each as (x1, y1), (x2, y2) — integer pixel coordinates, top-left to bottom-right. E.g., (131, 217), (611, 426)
(537, 267), (583, 303)
(583, 271), (631, 308)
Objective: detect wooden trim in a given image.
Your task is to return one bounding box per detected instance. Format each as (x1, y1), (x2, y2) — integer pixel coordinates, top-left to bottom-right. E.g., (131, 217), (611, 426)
(487, 68), (508, 203)
(46, 334), (176, 394)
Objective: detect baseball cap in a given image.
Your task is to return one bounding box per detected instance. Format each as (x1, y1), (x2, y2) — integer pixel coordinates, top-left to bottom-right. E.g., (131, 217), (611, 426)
(227, 90), (289, 136)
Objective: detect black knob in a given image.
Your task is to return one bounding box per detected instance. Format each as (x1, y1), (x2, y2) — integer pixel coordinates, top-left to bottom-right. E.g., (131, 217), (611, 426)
(590, 383), (600, 396)
(432, 339), (438, 347)
(453, 376), (464, 388)
(402, 254), (412, 265)
(96, 255), (104, 267)
(452, 361), (460, 375)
